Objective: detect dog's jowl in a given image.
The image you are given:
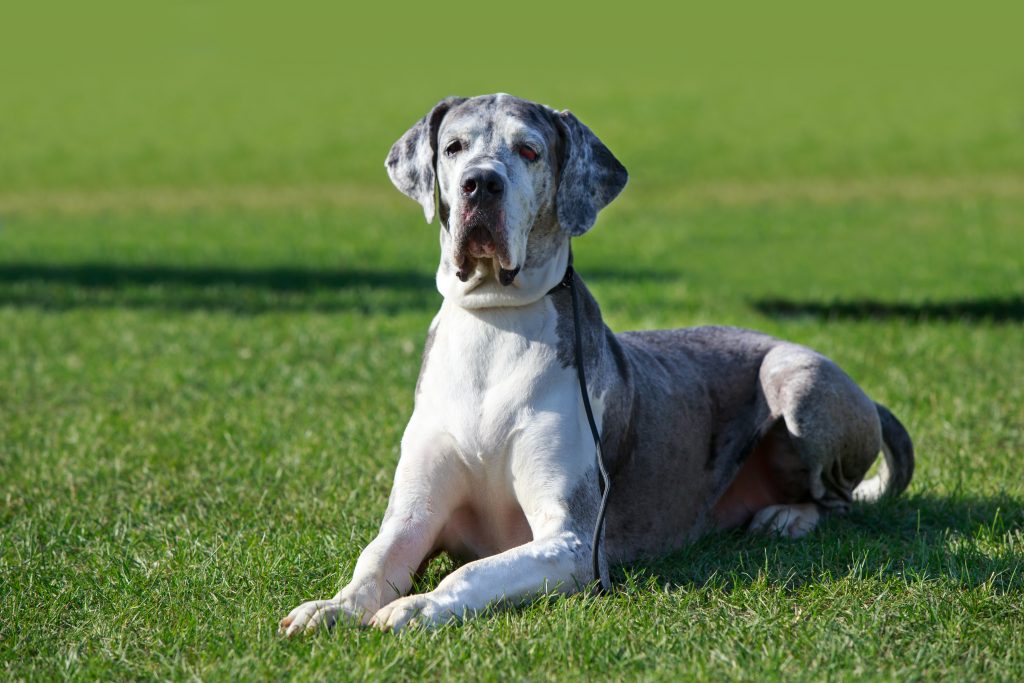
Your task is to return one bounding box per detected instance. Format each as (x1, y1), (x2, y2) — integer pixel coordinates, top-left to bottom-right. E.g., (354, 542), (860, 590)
(280, 94), (914, 634)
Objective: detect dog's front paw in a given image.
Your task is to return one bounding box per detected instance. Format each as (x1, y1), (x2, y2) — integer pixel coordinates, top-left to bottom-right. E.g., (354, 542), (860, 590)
(369, 594), (454, 633)
(278, 598), (363, 637)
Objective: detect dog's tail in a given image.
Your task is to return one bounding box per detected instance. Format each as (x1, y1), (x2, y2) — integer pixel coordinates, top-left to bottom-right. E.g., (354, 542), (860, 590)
(853, 402), (915, 502)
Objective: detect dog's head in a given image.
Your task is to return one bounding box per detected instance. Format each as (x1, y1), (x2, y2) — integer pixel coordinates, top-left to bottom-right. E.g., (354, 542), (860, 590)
(386, 93), (627, 306)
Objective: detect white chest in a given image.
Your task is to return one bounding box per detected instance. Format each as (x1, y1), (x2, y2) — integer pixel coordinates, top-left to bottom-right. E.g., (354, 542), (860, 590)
(415, 297), (571, 460)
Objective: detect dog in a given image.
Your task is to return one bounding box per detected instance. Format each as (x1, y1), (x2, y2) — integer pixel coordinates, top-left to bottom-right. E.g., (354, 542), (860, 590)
(279, 93), (914, 635)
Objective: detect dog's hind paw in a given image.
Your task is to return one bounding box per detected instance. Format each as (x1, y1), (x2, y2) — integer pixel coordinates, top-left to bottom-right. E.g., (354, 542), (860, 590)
(748, 503), (820, 538)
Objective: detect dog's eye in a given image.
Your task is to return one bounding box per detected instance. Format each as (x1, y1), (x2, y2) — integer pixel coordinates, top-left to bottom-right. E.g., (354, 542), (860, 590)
(445, 141), (462, 157)
(518, 145), (539, 162)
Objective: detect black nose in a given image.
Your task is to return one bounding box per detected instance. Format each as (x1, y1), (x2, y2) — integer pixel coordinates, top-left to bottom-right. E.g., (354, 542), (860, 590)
(461, 168), (504, 203)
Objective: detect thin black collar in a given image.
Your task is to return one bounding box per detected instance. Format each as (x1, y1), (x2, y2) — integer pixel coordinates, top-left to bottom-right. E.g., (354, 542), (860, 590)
(547, 251), (576, 296)
(547, 264), (575, 295)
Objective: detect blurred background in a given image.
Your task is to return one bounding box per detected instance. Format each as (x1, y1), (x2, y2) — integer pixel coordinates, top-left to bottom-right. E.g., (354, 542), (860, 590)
(2, 2), (1021, 306)
(2, 2), (1023, 677)
(3, 2), (1023, 187)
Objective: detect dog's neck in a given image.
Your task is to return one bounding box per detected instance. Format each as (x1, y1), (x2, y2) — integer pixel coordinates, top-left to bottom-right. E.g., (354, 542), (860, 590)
(435, 236), (571, 310)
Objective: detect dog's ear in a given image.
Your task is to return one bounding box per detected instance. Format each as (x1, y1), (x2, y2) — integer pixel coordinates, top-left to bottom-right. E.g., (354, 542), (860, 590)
(553, 110), (628, 236)
(385, 96), (467, 223)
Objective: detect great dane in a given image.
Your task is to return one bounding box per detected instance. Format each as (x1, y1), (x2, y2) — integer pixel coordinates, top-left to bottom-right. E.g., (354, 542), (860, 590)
(280, 93), (914, 634)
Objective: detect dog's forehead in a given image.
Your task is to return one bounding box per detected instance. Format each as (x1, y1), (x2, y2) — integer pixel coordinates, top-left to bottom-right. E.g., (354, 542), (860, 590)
(442, 94), (558, 145)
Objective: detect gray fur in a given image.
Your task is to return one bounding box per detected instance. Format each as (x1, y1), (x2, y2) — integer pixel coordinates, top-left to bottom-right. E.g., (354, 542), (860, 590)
(564, 469), (611, 587)
(875, 403), (916, 496)
(385, 96), (467, 223)
(555, 280), (912, 561)
(553, 111), (629, 236)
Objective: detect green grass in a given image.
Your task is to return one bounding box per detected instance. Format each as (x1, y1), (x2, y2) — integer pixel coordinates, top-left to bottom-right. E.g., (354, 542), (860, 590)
(2, 2), (1024, 680)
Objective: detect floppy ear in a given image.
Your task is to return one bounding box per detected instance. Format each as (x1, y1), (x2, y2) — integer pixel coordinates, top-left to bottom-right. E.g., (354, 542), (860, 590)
(385, 96), (467, 223)
(554, 110), (629, 236)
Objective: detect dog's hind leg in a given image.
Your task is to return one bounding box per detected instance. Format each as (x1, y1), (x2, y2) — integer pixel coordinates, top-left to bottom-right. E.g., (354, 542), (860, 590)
(757, 344), (883, 515)
(713, 415), (819, 532)
(713, 344), (882, 535)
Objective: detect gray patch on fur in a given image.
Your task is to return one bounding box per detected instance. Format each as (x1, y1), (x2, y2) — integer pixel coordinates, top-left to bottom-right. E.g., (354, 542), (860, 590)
(386, 96), (468, 222)
(523, 216), (562, 271)
(553, 111), (628, 236)
(563, 468), (609, 587)
(874, 402), (915, 495)
(415, 317), (440, 397)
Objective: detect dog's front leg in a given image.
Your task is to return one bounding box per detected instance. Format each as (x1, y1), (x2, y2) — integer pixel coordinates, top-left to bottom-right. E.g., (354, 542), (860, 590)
(369, 527), (592, 632)
(279, 423), (463, 636)
(369, 439), (602, 633)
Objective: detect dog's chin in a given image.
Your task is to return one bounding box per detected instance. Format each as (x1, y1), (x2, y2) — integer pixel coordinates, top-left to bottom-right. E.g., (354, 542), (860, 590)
(442, 245), (530, 308)
(438, 261), (529, 309)
(453, 222), (519, 286)
(437, 239), (570, 310)
(452, 256), (520, 289)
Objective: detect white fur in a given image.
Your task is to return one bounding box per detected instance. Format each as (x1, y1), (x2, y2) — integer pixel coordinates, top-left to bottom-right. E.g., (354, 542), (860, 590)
(281, 293), (600, 634)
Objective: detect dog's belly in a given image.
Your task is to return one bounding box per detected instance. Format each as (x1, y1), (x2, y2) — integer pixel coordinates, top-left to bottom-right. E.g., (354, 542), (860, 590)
(437, 500), (533, 562)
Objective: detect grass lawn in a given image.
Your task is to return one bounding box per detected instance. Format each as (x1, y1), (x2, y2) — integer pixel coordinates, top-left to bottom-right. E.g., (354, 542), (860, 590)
(2, 3), (1023, 680)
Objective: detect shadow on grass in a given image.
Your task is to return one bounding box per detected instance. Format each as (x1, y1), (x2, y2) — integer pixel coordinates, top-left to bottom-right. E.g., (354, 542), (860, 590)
(0, 262), (678, 314)
(627, 492), (1024, 595)
(753, 296), (1024, 323)
(0, 262), (434, 290)
(0, 262), (438, 314)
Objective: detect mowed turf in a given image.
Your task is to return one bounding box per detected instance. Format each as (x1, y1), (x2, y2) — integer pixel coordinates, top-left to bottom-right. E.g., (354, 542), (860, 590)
(2, 3), (1024, 681)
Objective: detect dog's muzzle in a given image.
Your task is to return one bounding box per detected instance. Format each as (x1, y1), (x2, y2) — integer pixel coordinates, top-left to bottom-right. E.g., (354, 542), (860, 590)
(451, 166), (519, 285)
(452, 215), (518, 285)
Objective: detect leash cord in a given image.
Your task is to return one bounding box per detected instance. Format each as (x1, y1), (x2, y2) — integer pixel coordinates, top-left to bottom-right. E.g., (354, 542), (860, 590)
(565, 267), (612, 589)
